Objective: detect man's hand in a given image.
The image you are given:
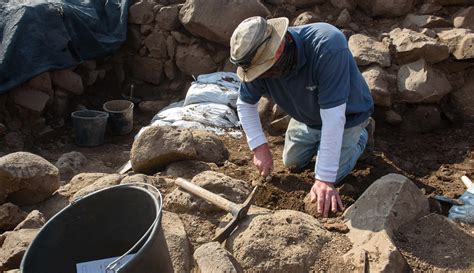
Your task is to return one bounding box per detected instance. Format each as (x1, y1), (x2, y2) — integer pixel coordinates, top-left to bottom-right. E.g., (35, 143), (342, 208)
(310, 180), (345, 218)
(253, 143), (273, 176)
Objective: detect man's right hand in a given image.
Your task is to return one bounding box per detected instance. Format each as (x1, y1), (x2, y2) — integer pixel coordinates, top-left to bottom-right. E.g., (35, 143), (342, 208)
(253, 143), (273, 176)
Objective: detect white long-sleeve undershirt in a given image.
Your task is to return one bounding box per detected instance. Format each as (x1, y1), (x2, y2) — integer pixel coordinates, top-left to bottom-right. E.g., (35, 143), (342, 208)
(237, 98), (346, 183)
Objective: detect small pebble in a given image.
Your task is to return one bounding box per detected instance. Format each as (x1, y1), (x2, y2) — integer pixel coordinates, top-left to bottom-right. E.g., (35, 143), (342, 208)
(323, 222), (350, 233)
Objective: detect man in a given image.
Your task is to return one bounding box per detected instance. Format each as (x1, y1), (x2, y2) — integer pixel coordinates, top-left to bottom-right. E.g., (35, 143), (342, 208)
(230, 17), (374, 217)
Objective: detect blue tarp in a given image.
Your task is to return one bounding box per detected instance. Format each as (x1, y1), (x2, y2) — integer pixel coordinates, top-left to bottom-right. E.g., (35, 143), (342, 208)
(0, 0), (130, 93)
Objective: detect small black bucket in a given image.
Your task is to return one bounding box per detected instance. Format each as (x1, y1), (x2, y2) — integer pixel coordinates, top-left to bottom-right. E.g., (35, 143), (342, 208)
(71, 110), (109, 146)
(103, 100), (134, 135)
(20, 184), (174, 273)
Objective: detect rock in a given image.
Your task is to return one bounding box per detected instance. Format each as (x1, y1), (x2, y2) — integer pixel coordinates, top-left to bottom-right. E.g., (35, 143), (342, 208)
(14, 210), (46, 230)
(164, 171), (251, 213)
(162, 211), (192, 273)
(0, 203), (28, 232)
(166, 35), (177, 60)
(227, 210), (330, 272)
(389, 28), (449, 64)
(330, 0), (356, 10)
(51, 69), (84, 95)
(348, 34), (390, 67)
(335, 9), (351, 28)
(164, 60), (178, 80)
(129, 0), (155, 24)
(144, 31), (168, 59)
(26, 192), (69, 220)
(344, 173), (429, 237)
(419, 3), (443, 14)
(72, 174), (124, 200)
(26, 72), (52, 94)
(323, 222), (349, 233)
(126, 25), (142, 51)
(266, 0), (324, 7)
(437, 28), (474, 60)
(129, 56), (164, 85)
(175, 44), (218, 76)
(453, 6), (474, 30)
(138, 100), (169, 113)
(120, 173), (158, 185)
(356, 0), (414, 17)
(0, 229), (38, 271)
(0, 123), (6, 137)
(165, 160), (212, 179)
(194, 242), (240, 273)
(438, 0), (468, 5)
(384, 110), (403, 125)
(191, 130), (229, 164)
(292, 11), (321, 26)
(55, 151), (87, 182)
(3, 132), (24, 150)
(402, 14), (452, 30)
(171, 31), (193, 44)
(0, 152), (60, 206)
(131, 126), (197, 174)
(12, 86), (50, 113)
(156, 5), (180, 31)
(362, 66), (391, 107)
(179, 0), (270, 45)
(402, 105), (443, 133)
(270, 115), (291, 132)
(397, 59), (452, 103)
(58, 172), (108, 198)
(450, 74), (474, 121)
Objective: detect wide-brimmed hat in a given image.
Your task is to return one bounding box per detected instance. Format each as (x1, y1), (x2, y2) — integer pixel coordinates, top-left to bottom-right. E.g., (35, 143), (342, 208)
(230, 16), (289, 82)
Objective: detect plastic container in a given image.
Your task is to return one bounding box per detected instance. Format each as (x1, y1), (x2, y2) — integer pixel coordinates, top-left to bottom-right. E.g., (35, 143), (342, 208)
(20, 184), (174, 273)
(71, 110), (109, 147)
(103, 100), (134, 135)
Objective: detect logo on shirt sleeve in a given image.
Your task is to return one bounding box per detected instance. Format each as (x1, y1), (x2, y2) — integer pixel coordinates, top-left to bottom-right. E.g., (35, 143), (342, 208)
(305, 85), (317, 91)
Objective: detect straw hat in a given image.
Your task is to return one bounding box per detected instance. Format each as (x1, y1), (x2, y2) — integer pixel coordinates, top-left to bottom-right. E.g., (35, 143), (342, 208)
(230, 16), (289, 82)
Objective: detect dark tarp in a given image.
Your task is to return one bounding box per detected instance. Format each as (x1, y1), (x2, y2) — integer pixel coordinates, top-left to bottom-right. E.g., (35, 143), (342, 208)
(0, 0), (130, 93)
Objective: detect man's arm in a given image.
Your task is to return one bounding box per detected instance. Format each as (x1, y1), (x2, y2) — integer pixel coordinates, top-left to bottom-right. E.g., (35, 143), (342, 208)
(237, 97), (273, 176)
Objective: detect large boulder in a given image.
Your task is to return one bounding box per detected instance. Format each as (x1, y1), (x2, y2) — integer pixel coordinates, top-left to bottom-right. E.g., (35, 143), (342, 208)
(402, 14), (452, 29)
(164, 171), (251, 214)
(396, 59), (452, 103)
(50, 69), (84, 95)
(0, 152), (60, 206)
(389, 28), (449, 64)
(175, 44), (218, 76)
(450, 73), (474, 121)
(179, 0), (270, 45)
(162, 211), (192, 273)
(453, 6), (474, 30)
(348, 34), (390, 67)
(144, 31), (168, 59)
(362, 66), (391, 107)
(194, 242), (240, 273)
(0, 203), (28, 232)
(0, 229), (39, 271)
(191, 131), (229, 164)
(131, 126), (197, 174)
(437, 28), (474, 60)
(356, 0), (414, 17)
(155, 5), (181, 31)
(11, 86), (50, 113)
(226, 210), (330, 272)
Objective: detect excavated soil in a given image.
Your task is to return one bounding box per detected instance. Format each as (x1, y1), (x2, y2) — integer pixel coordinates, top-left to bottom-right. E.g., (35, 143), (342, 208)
(5, 110), (474, 272)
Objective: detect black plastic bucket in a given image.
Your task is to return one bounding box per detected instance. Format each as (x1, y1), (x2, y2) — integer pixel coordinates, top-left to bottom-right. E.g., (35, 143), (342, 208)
(103, 100), (134, 135)
(20, 184), (174, 273)
(71, 110), (109, 146)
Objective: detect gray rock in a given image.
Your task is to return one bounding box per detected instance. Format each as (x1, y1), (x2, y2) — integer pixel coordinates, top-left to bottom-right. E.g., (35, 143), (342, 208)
(11, 86), (50, 113)
(72, 174), (124, 200)
(0, 152), (60, 206)
(155, 5), (180, 31)
(402, 14), (452, 29)
(384, 110), (403, 125)
(164, 59), (178, 80)
(419, 3), (442, 14)
(175, 44), (218, 76)
(164, 171), (251, 213)
(450, 73), (474, 121)
(14, 210), (46, 230)
(191, 130), (229, 164)
(292, 11), (321, 26)
(227, 210), (330, 272)
(144, 31), (168, 59)
(166, 35), (176, 60)
(131, 126), (197, 174)
(402, 105), (443, 133)
(348, 34), (390, 67)
(397, 59), (452, 103)
(55, 151), (87, 182)
(0, 203), (28, 232)
(128, 56), (164, 85)
(129, 0), (155, 24)
(58, 172), (108, 198)
(453, 6), (474, 30)
(194, 242), (240, 273)
(162, 211), (192, 273)
(0, 229), (38, 271)
(51, 69), (84, 95)
(437, 28), (474, 60)
(362, 66), (391, 107)
(165, 160), (212, 179)
(356, 0), (414, 17)
(171, 31), (193, 44)
(179, 0), (270, 45)
(335, 9), (351, 28)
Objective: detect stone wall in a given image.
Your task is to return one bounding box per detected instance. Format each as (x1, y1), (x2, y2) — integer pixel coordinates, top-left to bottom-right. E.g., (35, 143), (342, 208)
(0, 0), (473, 149)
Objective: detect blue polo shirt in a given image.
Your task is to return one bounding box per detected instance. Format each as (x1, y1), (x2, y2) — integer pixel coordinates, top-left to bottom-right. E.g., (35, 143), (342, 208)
(239, 23), (374, 129)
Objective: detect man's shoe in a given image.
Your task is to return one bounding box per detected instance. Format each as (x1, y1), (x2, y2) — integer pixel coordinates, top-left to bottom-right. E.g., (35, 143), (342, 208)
(360, 117), (375, 160)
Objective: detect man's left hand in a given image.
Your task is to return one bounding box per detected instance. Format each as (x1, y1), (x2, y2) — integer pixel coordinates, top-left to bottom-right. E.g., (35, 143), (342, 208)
(310, 180), (345, 217)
